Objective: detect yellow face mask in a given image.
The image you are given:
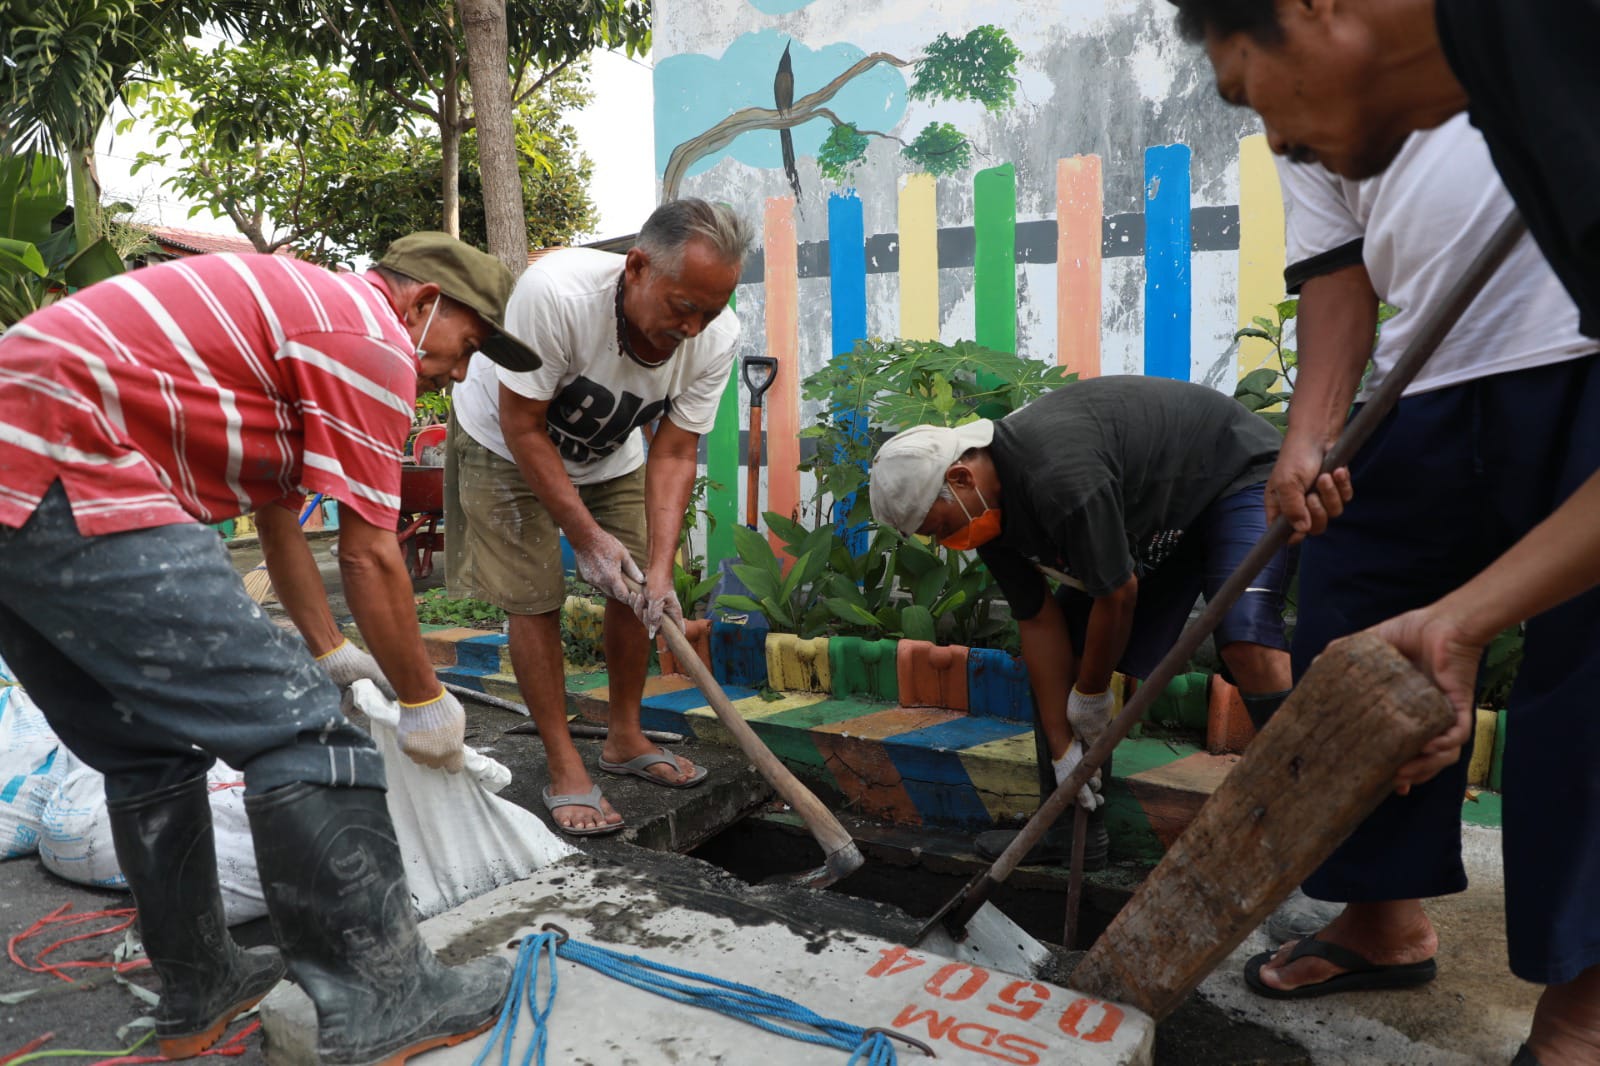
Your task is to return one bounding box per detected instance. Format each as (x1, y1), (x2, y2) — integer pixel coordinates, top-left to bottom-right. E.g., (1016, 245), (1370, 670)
(938, 483), (1002, 551)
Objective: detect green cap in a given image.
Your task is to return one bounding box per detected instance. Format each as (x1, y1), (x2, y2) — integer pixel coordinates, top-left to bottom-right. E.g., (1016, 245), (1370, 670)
(378, 232), (541, 373)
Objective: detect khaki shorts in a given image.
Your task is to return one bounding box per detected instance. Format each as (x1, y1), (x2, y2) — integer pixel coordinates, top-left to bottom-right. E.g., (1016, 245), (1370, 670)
(444, 416), (648, 615)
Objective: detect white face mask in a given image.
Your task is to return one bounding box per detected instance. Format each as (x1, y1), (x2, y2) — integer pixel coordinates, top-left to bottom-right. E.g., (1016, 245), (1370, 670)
(413, 295), (442, 362)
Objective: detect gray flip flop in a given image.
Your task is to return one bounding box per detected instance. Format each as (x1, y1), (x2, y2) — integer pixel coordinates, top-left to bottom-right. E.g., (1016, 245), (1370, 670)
(598, 748), (708, 789)
(540, 783), (625, 837)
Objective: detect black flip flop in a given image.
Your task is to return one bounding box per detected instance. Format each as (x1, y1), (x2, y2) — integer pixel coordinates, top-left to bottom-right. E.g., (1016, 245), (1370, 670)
(1243, 935), (1437, 1000)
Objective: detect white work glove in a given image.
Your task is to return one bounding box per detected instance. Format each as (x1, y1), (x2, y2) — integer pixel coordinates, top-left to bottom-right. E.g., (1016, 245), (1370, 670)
(395, 687), (466, 773)
(1067, 687), (1115, 747)
(315, 639), (396, 700)
(1055, 687), (1117, 811)
(635, 573), (685, 639)
(573, 530), (645, 605)
(1053, 743), (1104, 811)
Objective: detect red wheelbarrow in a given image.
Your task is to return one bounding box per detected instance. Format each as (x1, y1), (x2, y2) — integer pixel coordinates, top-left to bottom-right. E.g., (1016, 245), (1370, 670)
(397, 425), (447, 580)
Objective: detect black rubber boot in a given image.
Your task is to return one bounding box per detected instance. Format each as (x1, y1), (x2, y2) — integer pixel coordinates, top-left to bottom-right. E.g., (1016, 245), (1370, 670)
(106, 776), (286, 1059)
(245, 782), (511, 1065)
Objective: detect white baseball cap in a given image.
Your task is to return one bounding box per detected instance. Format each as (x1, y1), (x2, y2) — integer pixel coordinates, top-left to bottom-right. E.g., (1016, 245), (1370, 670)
(869, 420), (996, 535)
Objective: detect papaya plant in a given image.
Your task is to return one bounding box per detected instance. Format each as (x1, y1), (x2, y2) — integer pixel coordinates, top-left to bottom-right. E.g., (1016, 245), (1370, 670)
(800, 337), (1073, 528)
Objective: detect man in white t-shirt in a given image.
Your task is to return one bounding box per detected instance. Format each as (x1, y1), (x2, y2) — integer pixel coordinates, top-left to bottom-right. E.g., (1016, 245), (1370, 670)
(1243, 115), (1600, 1019)
(445, 199), (752, 835)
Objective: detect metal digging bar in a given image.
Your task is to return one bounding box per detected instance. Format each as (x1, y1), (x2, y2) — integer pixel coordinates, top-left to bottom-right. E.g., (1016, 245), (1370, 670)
(916, 209), (1529, 949)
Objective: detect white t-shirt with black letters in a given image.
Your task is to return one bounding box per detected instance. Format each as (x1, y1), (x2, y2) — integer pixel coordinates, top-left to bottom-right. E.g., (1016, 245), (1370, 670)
(453, 248), (740, 485)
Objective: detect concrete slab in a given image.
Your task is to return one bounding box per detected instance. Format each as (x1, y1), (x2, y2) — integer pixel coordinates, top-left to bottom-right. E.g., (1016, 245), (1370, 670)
(259, 854), (1156, 1065)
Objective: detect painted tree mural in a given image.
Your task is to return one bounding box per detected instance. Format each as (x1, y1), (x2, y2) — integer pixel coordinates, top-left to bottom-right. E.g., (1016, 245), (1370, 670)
(660, 25), (1020, 201)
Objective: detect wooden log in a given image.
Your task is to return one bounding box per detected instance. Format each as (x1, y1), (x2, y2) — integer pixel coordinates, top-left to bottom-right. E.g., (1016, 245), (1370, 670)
(1067, 632), (1455, 1020)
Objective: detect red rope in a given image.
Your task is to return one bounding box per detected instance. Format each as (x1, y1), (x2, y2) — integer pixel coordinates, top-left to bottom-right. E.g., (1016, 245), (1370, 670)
(0, 1032), (54, 1066)
(6, 904), (149, 984)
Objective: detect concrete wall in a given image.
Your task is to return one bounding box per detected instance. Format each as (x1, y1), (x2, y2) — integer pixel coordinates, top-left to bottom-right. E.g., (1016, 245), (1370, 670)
(652, 0), (1290, 556)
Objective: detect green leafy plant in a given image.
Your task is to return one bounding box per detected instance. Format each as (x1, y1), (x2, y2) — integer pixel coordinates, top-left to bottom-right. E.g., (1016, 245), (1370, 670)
(713, 511), (1016, 648)
(674, 561), (719, 621)
(678, 474), (722, 563)
(0, 153), (128, 328)
(1478, 624), (1523, 711)
(1234, 296), (1401, 432)
(800, 337), (1072, 527)
(715, 521), (836, 637)
(414, 588), (506, 629)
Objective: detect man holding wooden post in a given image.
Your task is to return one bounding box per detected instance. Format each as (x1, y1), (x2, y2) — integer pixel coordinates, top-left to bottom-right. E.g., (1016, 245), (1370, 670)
(1167, 1), (1600, 1062)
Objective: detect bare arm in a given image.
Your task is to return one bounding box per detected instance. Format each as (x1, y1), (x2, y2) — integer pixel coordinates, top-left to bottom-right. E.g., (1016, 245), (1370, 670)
(336, 509), (438, 703)
(643, 419), (700, 583)
(1267, 263), (1374, 540)
(1017, 594), (1078, 761)
(1076, 575), (1138, 696)
(255, 499), (342, 655)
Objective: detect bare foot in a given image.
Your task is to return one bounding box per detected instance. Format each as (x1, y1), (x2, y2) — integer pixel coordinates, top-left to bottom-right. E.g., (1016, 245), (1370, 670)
(545, 768), (623, 832)
(1528, 964), (1600, 1066)
(1257, 902), (1436, 993)
(600, 736), (701, 786)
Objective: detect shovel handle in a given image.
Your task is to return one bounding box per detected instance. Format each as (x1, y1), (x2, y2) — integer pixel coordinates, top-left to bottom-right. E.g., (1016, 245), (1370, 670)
(624, 576), (863, 882)
(742, 355), (778, 408)
(924, 209), (1530, 944)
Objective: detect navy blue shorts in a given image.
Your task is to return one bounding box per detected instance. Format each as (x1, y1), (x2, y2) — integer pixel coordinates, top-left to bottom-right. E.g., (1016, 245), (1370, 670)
(1058, 481), (1292, 685)
(1293, 352), (1600, 984)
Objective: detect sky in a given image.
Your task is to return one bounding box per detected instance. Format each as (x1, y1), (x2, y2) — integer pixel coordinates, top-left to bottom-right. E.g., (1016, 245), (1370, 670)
(91, 47), (658, 247)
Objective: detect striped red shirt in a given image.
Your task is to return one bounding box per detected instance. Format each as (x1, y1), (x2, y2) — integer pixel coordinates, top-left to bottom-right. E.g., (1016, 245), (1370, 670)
(0, 254), (417, 535)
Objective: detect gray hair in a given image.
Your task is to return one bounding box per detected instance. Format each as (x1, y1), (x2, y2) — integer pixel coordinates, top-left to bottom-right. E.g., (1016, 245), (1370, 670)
(637, 198), (753, 277)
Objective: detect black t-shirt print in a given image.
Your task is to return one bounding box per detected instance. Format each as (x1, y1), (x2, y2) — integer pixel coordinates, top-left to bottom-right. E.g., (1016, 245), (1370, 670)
(546, 375), (670, 464)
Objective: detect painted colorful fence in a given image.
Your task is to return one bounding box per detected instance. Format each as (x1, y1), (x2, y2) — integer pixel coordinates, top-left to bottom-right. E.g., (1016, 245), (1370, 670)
(700, 133), (1288, 560)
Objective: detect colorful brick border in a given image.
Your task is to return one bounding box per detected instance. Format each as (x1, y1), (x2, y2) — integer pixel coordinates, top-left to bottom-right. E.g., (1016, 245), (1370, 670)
(423, 623), (1507, 862)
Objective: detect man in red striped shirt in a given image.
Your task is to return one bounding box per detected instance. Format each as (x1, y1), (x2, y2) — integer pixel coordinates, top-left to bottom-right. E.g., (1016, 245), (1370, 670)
(0, 233), (535, 1062)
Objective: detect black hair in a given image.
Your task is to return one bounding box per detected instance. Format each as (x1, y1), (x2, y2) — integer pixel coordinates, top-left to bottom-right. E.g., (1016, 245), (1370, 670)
(1167, 0), (1285, 44)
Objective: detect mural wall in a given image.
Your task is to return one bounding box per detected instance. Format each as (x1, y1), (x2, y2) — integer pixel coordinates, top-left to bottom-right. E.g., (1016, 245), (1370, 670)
(652, 0), (1290, 561)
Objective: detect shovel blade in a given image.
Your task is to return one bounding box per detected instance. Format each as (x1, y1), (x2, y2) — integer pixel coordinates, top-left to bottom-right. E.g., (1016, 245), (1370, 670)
(916, 902), (1052, 979)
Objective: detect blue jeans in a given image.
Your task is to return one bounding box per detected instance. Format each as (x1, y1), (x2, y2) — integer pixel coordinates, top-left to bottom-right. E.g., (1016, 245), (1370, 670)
(1057, 480), (1293, 681)
(1294, 352), (1600, 984)
(0, 483), (384, 803)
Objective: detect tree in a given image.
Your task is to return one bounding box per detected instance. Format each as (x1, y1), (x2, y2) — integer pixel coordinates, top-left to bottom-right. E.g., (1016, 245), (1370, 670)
(125, 42), (597, 266)
(321, 87), (600, 262)
(0, 0), (260, 251)
(661, 26), (1020, 201)
(456, 0), (523, 269)
(0, 153), (134, 328)
(124, 42), (395, 259)
(267, 0), (647, 247)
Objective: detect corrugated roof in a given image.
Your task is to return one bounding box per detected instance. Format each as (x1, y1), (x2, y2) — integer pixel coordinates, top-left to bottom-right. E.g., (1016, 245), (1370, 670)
(144, 227), (271, 257)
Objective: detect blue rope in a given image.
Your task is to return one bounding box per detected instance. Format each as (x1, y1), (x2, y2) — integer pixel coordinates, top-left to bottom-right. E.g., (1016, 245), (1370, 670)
(471, 931), (560, 1066)
(473, 931), (900, 1065)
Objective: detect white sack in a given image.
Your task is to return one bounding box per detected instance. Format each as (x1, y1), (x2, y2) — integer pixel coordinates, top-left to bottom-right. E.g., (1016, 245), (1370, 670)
(0, 685), (78, 859)
(349, 680), (575, 919)
(39, 762), (267, 925)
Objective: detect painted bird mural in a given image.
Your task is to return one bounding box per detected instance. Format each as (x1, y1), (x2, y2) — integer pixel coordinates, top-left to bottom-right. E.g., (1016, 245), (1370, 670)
(775, 42), (803, 205)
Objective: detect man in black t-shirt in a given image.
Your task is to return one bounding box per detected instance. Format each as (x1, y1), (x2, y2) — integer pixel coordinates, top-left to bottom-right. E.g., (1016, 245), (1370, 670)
(1169, 1), (1600, 1061)
(870, 377), (1298, 864)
